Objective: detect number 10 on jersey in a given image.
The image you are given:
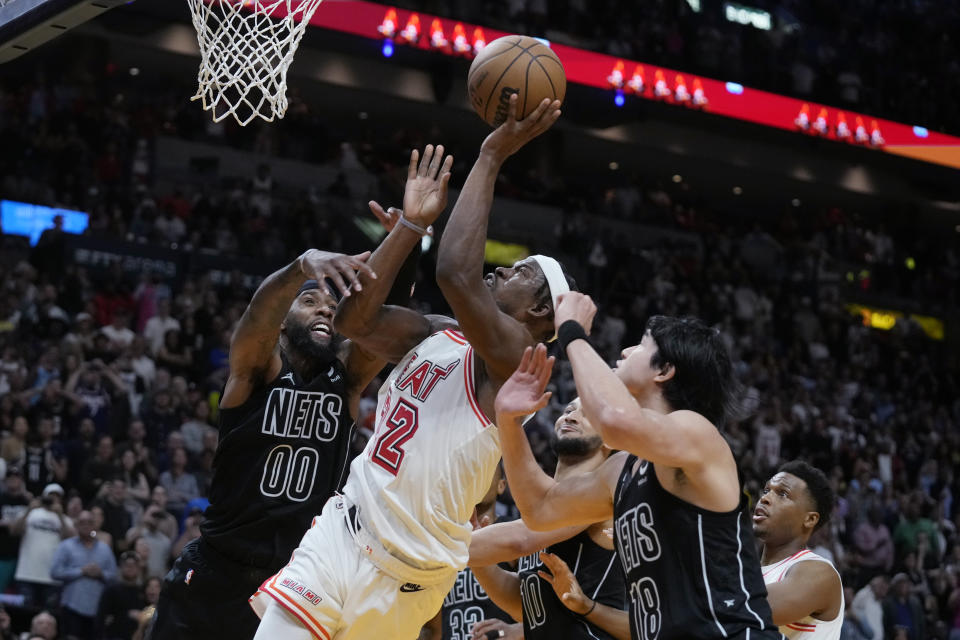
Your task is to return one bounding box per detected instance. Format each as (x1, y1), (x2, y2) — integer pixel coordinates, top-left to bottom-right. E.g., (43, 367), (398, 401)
(371, 398), (420, 475)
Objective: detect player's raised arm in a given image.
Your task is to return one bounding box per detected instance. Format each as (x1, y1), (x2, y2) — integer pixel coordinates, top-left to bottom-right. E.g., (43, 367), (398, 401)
(554, 293), (730, 476)
(335, 144), (456, 364)
(468, 519), (589, 567)
(435, 95), (562, 383)
(222, 249), (375, 409)
(495, 345), (619, 531)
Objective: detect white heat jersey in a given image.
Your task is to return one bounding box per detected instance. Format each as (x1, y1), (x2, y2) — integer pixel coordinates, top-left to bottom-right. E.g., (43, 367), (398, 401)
(342, 329), (500, 572)
(761, 549), (843, 639)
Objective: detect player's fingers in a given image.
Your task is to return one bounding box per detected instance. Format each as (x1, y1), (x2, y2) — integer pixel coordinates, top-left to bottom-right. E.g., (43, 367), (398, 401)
(602, 527), (614, 541)
(439, 171), (452, 194)
(441, 153), (454, 175)
(336, 262), (364, 293)
(538, 356), (555, 388)
(407, 148), (419, 181)
(480, 515), (491, 528)
(527, 97), (552, 124)
(533, 391), (551, 411)
(518, 345), (533, 373)
(428, 144), (444, 177)
(419, 144), (435, 177)
(349, 252), (377, 280)
(537, 570), (555, 585)
(324, 267), (352, 298)
(368, 200), (389, 223)
(506, 91), (519, 123)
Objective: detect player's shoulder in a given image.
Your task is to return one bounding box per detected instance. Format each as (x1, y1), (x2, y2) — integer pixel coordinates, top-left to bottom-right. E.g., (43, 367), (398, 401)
(783, 552), (842, 583)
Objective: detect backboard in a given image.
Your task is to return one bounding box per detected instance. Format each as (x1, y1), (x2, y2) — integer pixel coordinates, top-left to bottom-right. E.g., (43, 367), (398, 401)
(0, 0), (130, 64)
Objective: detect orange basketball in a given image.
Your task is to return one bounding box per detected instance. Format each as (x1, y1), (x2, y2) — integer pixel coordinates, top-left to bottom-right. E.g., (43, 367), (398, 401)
(467, 35), (566, 127)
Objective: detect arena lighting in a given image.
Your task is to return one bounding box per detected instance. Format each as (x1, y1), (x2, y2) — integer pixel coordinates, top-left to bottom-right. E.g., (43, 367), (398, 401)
(613, 91), (625, 107)
(273, 0), (960, 170)
(723, 2), (772, 30)
(381, 39), (393, 57)
(913, 126), (929, 138)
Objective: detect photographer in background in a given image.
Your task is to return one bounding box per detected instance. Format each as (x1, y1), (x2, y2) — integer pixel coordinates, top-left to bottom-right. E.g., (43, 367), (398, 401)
(11, 484), (74, 608)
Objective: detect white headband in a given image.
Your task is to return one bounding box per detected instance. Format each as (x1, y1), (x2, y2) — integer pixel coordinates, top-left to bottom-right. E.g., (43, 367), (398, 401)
(530, 254), (570, 341)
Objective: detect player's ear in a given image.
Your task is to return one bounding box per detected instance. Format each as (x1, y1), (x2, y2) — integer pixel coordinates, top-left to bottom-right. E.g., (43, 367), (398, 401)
(653, 363), (675, 383)
(528, 300), (551, 318)
(804, 511), (820, 532)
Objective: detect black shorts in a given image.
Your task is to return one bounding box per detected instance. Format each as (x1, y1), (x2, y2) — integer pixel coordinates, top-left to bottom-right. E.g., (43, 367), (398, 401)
(149, 538), (277, 640)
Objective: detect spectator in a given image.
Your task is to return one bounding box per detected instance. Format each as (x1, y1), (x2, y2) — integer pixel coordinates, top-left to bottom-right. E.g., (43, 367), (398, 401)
(96, 550), (145, 640)
(142, 299), (179, 356)
(88, 505), (114, 551)
(0, 468), (30, 592)
(65, 362), (128, 438)
(154, 330), (192, 379)
(853, 575), (890, 640)
(78, 436), (115, 502)
(157, 448), (198, 516)
(119, 421), (157, 485)
(49, 510), (117, 640)
(893, 494), (940, 563)
(882, 573), (925, 640)
(22, 417), (68, 497)
(854, 506), (895, 584)
(12, 484), (74, 608)
(123, 505), (171, 580)
(179, 399), (215, 457)
(842, 586), (877, 640)
(99, 311), (135, 353)
(1, 417), (28, 467)
(20, 610), (57, 640)
(95, 477), (137, 551)
(117, 449), (150, 504)
(142, 487), (177, 542)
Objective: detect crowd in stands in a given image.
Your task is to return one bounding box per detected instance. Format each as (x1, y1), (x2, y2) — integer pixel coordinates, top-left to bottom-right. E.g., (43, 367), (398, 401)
(401, 0), (960, 135)
(1, 37), (960, 640)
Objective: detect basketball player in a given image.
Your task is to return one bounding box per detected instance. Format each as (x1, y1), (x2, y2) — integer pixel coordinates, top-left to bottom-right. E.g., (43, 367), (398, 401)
(420, 466), (513, 640)
(755, 462), (843, 639)
(251, 97), (571, 640)
(469, 398), (627, 640)
(150, 244), (413, 640)
(494, 296), (783, 639)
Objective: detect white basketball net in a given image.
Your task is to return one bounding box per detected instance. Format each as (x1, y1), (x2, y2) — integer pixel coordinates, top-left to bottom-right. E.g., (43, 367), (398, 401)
(187, 0), (325, 126)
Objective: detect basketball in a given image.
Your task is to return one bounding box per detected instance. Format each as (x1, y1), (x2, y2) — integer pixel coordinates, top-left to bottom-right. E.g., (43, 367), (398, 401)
(467, 35), (566, 127)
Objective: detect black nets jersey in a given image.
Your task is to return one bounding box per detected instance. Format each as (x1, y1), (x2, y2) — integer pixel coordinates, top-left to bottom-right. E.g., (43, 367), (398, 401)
(613, 455), (781, 640)
(518, 529), (626, 640)
(441, 566), (513, 640)
(200, 354), (351, 572)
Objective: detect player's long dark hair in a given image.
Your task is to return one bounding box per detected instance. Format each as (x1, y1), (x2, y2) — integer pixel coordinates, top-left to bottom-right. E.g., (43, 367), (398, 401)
(645, 315), (742, 429)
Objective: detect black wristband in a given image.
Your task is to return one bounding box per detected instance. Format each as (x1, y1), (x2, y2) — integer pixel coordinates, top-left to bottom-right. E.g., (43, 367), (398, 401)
(582, 599), (597, 617)
(557, 320), (588, 352)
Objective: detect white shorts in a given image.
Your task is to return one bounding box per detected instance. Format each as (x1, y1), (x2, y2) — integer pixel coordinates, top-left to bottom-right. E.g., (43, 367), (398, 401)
(250, 496), (457, 640)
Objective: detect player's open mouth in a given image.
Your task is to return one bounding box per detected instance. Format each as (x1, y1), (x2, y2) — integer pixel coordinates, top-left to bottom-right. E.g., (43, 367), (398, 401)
(311, 321), (331, 336)
(752, 506), (768, 522)
(558, 423), (578, 435)
(484, 273), (495, 288)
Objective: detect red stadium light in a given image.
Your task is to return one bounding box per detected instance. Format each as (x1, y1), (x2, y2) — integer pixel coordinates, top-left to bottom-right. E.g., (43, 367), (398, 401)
(654, 69), (671, 98)
(627, 64), (645, 94)
(377, 7), (398, 38)
(692, 78), (708, 107)
(855, 116), (869, 143)
(607, 60), (625, 88)
(812, 107), (829, 136)
(870, 120), (885, 147)
(399, 13), (420, 44)
(795, 103), (811, 131)
(452, 23), (471, 54)
(836, 112), (851, 140)
(429, 18), (447, 48)
(674, 74), (691, 104)
(472, 27), (486, 54)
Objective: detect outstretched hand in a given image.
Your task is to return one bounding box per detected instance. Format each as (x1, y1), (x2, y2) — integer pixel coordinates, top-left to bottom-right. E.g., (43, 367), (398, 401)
(494, 344), (555, 420)
(401, 144), (454, 228)
(480, 95), (562, 162)
(538, 551), (593, 615)
(367, 202), (434, 236)
(299, 249), (377, 298)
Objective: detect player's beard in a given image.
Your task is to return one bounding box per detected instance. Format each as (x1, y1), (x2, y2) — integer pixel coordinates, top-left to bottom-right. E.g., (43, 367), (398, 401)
(554, 434), (604, 460)
(283, 320), (344, 366)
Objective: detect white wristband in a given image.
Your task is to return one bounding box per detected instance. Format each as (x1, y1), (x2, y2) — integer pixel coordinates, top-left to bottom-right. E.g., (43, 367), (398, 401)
(398, 215), (428, 236)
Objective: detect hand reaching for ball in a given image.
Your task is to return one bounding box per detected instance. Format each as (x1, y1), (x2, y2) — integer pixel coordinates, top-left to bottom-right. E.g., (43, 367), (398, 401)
(481, 95), (562, 162)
